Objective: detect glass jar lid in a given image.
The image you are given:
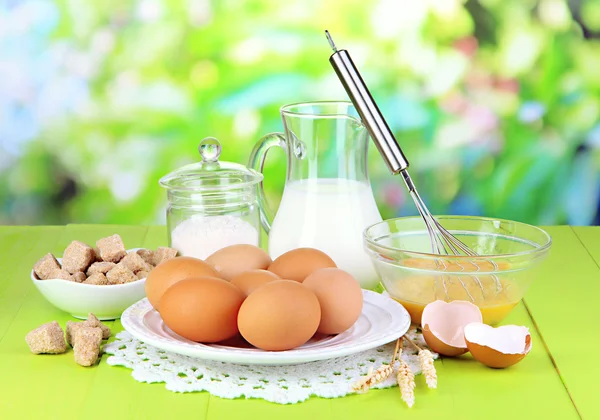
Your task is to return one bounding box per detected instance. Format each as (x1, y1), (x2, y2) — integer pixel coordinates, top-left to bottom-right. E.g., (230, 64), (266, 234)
(159, 137), (263, 192)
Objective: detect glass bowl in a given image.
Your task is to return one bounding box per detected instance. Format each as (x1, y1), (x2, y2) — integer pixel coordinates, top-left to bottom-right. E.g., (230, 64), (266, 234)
(363, 216), (552, 325)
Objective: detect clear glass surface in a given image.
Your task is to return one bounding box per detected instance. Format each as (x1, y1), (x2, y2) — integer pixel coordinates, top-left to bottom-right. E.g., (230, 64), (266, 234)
(250, 101), (384, 289)
(160, 138), (263, 256)
(363, 215), (552, 325)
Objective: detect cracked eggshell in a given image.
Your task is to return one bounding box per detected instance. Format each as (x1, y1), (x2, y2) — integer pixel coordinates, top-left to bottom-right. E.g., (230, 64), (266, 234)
(421, 300), (483, 357)
(464, 323), (532, 368)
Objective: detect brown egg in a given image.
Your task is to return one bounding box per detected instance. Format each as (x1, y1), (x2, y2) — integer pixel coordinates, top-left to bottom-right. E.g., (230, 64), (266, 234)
(464, 323), (532, 368)
(230, 269), (279, 296)
(267, 248), (337, 282)
(303, 268), (363, 335)
(159, 276), (245, 343)
(237, 280), (321, 351)
(421, 300), (483, 357)
(206, 244), (272, 281)
(145, 256), (219, 311)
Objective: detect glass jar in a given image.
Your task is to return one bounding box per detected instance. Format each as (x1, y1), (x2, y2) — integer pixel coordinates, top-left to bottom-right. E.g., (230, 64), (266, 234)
(159, 138), (263, 260)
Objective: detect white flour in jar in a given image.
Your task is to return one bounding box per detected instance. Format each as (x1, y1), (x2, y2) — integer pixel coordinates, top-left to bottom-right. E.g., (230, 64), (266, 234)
(170, 215), (259, 260)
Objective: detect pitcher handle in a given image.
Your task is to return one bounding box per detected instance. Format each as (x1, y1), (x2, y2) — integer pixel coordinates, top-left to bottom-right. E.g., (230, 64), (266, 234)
(248, 133), (287, 234)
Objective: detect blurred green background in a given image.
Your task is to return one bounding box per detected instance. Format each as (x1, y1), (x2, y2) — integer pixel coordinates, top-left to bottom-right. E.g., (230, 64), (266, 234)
(1, 0), (599, 226)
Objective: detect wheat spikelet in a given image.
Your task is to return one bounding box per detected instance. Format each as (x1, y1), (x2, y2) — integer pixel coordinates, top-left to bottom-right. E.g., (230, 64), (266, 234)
(396, 360), (415, 408)
(418, 349), (437, 389)
(352, 363), (394, 393)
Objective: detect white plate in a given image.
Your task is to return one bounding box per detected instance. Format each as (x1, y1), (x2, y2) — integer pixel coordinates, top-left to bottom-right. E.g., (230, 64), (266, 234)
(121, 290), (411, 365)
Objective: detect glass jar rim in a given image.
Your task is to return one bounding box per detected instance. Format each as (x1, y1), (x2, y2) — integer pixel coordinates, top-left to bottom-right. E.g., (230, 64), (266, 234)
(363, 215), (552, 261)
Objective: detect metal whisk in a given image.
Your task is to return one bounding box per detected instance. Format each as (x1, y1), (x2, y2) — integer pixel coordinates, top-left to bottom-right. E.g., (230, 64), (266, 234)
(324, 30), (475, 258)
(324, 31), (504, 300)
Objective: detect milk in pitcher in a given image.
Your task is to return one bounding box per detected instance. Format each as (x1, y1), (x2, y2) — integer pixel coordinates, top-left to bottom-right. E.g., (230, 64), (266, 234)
(268, 178), (383, 289)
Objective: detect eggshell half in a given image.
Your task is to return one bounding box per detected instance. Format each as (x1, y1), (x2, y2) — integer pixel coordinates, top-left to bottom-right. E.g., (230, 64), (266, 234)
(464, 322), (532, 368)
(421, 300), (483, 357)
(206, 244), (272, 281)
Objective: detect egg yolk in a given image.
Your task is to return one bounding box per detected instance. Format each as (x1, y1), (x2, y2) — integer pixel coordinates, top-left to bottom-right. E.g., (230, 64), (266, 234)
(388, 258), (519, 325)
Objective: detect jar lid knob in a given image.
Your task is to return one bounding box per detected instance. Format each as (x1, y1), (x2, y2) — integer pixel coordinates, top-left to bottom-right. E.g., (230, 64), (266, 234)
(198, 137), (222, 163)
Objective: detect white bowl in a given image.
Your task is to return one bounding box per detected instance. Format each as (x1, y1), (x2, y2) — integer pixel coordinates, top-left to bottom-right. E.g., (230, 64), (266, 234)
(30, 248), (148, 320)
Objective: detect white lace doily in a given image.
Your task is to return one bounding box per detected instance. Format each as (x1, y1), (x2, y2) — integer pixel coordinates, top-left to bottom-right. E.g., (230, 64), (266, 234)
(104, 327), (438, 404)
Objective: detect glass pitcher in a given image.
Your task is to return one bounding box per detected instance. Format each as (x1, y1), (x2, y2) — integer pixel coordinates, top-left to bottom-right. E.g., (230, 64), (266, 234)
(249, 101), (383, 289)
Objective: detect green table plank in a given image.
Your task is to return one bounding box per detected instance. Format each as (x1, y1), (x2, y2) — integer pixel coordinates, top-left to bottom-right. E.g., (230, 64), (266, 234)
(0, 225), (584, 419)
(89, 227), (574, 419)
(0, 226), (65, 341)
(572, 226), (600, 264)
(0, 225), (149, 418)
(204, 302), (575, 420)
(522, 226), (599, 419)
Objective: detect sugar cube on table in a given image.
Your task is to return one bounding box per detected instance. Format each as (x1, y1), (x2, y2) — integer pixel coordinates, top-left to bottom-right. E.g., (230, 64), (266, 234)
(96, 234), (127, 263)
(25, 321), (67, 354)
(66, 314), (110, 346)
(62, 240), (95, 274)
(65, 321), (81, 346)
(106, 263), (136, 284)
(33, 253), (61, 280)
(73, 327), (102, 367)
(85, 313), (111, 339)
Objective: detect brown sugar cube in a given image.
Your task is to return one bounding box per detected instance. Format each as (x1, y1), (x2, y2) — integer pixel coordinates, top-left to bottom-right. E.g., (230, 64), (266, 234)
(93, 247), (102, 261)
(73, 327), (102, 366)
(33, 253), (61, 280)
(25, 321), (67, 354)
(71, 272), (86, 283)
(66, 315), (110, 346)
(121, 252), (149, 273)
(152, 247), (178, 266)
(85, 313), (111, 339)
(136, 249), (155, 266)
(49, 268), (73, 280)
(84, 273), (108, 285)
(136, 270), (150, 280)
(106, 263), (136, 284)
(62, 240), (95, 274)
(96, 234), (127, 263)
(86, 262), (116, 276)
(65, 320), (83, 346)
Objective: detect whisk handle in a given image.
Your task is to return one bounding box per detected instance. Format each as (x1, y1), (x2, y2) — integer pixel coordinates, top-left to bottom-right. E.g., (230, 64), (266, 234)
(329, 48), (409, 174)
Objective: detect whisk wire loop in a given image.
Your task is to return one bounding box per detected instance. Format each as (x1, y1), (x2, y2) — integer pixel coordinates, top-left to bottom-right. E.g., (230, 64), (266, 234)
(402, 170), (504, 301)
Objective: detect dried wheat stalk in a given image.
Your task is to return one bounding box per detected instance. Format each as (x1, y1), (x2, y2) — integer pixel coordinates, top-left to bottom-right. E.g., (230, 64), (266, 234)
(418, 349), (437, 389)
(397, 359), (416, 408)
(351, 363), (395, 393)
(351, 338), (401, 393)
(404, 335), (438, 389)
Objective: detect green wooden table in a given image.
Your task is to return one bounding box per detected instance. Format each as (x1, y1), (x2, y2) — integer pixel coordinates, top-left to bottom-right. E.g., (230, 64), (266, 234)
(0, 225), (597, 420)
